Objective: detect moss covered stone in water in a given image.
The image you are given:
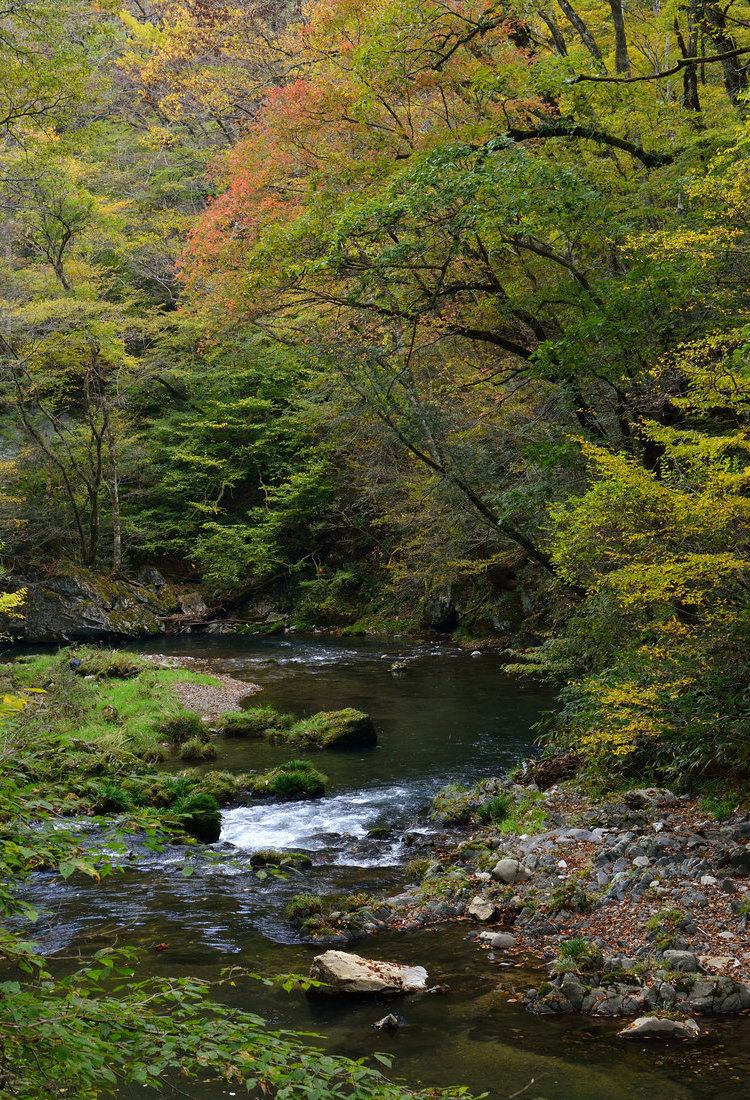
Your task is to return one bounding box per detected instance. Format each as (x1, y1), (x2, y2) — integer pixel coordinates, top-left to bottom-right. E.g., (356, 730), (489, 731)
(287, 708), (377, 749)
(169, 792), (221, 844)
(249, 850), (313, 870)
(247, 760), (326, 801)
(219, 706), (295, 738)
(179, 737), (218, 762)
(218, 706), (376, 749)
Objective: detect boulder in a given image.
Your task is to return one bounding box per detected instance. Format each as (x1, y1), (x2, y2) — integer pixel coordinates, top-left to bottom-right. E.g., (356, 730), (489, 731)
(467, 897), (497, 923)
(421, 588), (459, 632)
(662, 950), (699, 973)
(310, 951), (428, 995)
(479, 931), (517, 949)
(619, 1016), (699, 1040)
(0, 569), (181, 642)
(491, 858), (532, 885)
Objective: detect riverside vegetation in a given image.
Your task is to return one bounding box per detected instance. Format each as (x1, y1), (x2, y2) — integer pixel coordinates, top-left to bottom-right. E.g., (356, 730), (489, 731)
(3, 0), (750, 1092)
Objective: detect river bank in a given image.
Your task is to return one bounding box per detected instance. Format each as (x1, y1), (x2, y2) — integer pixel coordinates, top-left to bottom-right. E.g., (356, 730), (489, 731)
(301, 774), (750, 1031)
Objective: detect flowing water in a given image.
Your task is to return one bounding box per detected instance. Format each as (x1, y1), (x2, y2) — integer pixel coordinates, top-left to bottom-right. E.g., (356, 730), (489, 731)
(19, 635), (750, 1098)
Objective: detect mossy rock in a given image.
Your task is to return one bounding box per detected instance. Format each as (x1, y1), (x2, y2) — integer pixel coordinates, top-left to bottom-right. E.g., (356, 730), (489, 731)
(218, 706), (295, 739)
(248, 760), (326, 801)
(169, 792), (221, 844)
(249, 849), (313, 870)
(285, 894), (325, 922)
(287, 708), (377, 750)
(431, 783), (475, 825)
(195, 770), (244, 805)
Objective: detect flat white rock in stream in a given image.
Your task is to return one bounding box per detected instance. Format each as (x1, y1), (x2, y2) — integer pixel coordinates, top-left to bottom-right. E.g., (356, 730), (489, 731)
(310, 950), (428, 994)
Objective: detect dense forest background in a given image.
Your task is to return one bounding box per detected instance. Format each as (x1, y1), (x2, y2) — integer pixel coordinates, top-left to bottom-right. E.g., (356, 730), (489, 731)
(2, 0), (750, 779)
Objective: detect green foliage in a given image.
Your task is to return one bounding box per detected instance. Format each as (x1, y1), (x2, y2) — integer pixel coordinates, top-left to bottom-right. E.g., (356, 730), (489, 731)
(476, 795), (511, 825)
(646, 909), (686, 952)
(168, 791), (221, 844)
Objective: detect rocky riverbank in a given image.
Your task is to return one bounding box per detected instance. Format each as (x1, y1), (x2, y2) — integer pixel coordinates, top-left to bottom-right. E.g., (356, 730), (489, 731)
(289, 775), (750, 1028)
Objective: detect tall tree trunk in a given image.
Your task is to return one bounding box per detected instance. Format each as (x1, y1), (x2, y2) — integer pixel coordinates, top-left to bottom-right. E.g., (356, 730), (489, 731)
(556, 0), (604, 65)
(693, 0), (748, 106)
(674, 17), (700, 110)
(608, 0), (631, 73)
(105, 420), (122, 573)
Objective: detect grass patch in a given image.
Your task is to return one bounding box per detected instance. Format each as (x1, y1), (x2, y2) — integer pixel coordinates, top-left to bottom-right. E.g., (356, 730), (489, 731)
(6, 649), (219, 763)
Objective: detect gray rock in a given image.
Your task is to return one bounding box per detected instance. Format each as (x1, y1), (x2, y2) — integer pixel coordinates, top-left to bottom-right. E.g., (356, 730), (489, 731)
(372, 1014), (399, 1031)
(680, 888), (708, 907)
(662, 950), (699, 973)
(467, 897), (497, 922)
(491, 858), (532, 885)
(310, 951), (428, 994)
(619, 1016), (699, 1040)
(486, 932), (517, 949)
(0, 569), (178, 642)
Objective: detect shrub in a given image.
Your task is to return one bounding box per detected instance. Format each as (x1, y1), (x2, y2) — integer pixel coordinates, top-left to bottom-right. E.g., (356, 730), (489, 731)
(89, 780), (135, 814)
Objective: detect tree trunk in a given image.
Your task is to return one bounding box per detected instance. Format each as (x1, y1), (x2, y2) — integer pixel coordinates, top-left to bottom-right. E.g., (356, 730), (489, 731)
(608, 0), (631, 74)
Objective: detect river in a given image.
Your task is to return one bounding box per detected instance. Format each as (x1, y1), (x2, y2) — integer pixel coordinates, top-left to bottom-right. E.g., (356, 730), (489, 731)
(20, 635), (750, 1098)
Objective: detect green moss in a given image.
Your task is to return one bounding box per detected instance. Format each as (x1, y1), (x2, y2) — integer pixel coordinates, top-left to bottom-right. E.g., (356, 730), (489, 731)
(195, 770), (243, 806)
(431, 783), (473, 825)
(285, 708), (377, 749)
(249, 850), (313, 870)
(158, 711), (208, 746)
(218, 706), (295, 738)
(248, 760), (326, 801)
(646, 908), (685, 951)
(168, 792), (221, 844)
(476, 794), (511, 824)
(88, 780), (135, 814)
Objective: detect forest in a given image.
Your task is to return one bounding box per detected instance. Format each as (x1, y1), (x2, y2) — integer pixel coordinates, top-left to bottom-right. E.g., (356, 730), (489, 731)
(2, 0), (750, 1095)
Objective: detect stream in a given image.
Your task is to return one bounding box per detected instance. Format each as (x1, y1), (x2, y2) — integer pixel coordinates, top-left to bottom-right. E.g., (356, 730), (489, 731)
(19, 635), (750, 1098)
